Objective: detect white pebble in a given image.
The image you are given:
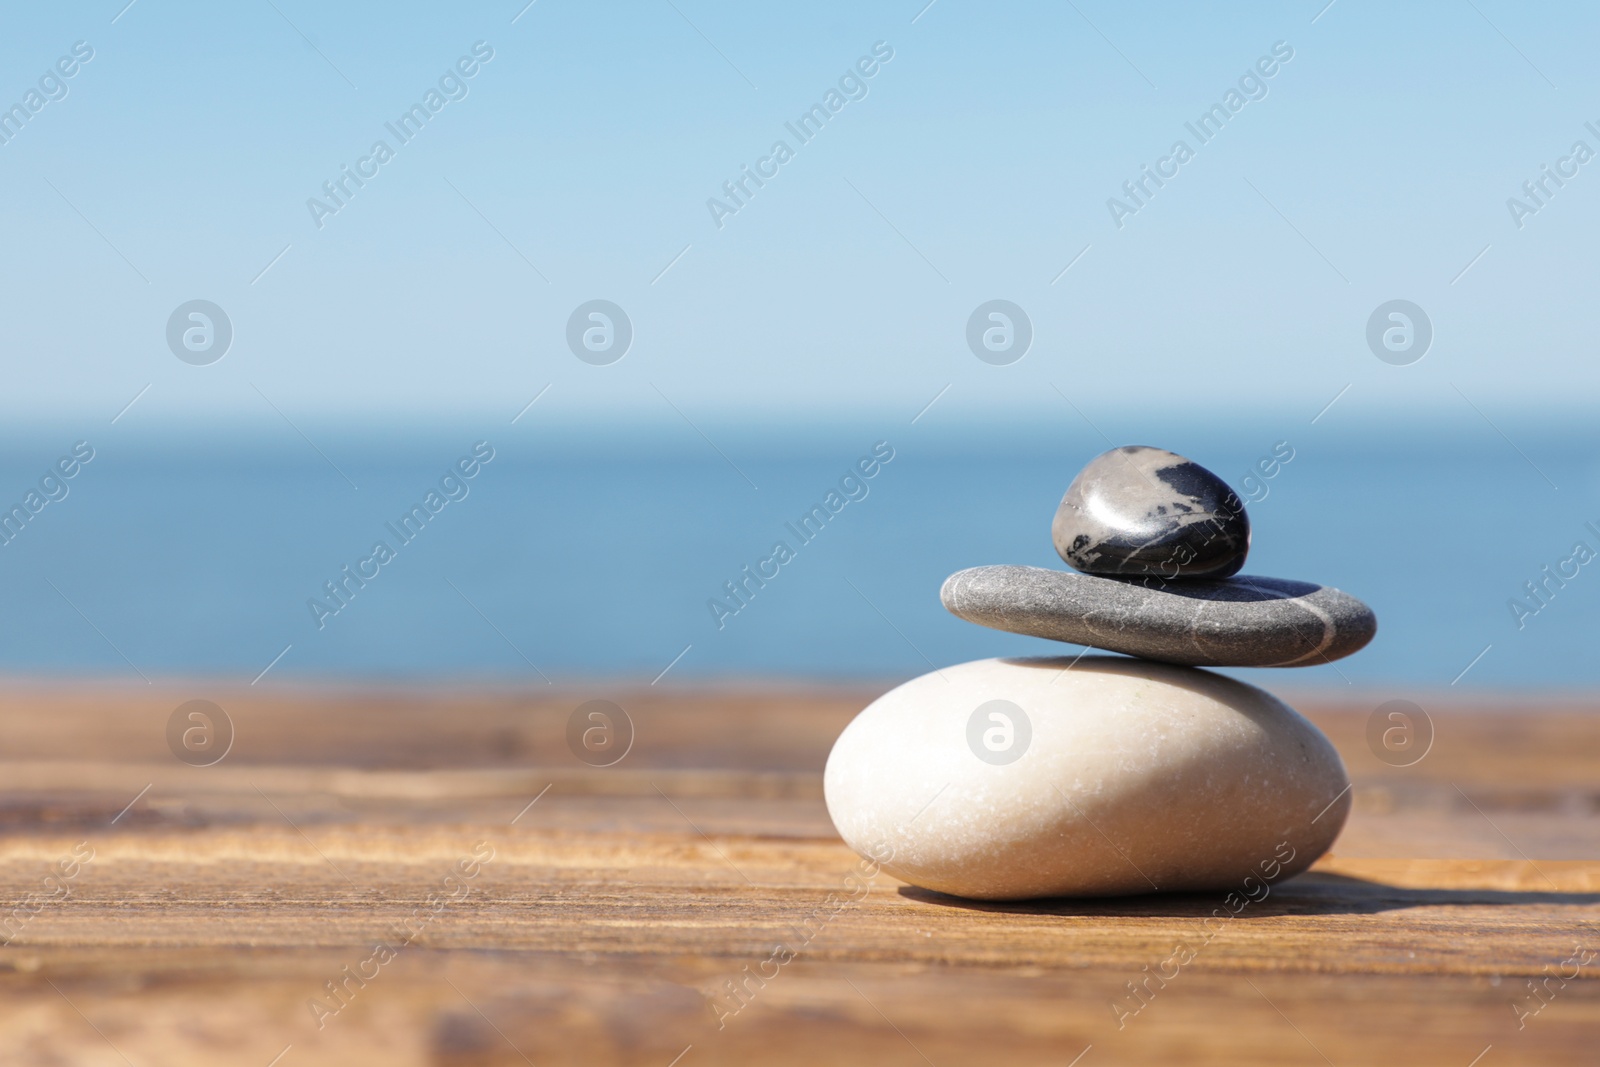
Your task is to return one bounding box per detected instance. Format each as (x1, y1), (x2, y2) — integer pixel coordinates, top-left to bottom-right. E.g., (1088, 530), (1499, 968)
(824, 656), (1350, 900)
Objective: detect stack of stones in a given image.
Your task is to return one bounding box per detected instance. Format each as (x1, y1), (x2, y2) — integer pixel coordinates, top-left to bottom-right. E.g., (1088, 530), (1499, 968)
(825, 446), (1378, 901)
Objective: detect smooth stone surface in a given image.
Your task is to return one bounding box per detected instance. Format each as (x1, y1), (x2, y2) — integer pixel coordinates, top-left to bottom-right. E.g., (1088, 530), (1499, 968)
(824, 656), (1350, 900)
(1052, 445), (1250, 578)
(941, 565), (1376, 668)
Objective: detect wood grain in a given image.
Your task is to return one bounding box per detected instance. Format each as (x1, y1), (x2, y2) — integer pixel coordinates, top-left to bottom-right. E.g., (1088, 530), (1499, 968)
(0, 681), (1595, 1066)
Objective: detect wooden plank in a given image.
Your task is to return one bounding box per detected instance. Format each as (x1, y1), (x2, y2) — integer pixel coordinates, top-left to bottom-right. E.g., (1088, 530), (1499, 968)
(0, 682), (1596, 1065)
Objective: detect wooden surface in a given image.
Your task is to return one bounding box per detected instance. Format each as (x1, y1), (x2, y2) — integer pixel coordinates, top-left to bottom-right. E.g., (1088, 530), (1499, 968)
(0, 681), (1596, 1065)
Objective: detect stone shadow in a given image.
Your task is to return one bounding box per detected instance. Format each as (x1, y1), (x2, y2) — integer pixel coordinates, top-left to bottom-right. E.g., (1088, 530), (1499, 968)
(898, 871), (1600, 917)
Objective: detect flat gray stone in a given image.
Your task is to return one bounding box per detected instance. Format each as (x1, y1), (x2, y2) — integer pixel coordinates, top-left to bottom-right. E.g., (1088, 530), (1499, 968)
(1052, 445), (1249, 579)
(941, 565), (1376, 668)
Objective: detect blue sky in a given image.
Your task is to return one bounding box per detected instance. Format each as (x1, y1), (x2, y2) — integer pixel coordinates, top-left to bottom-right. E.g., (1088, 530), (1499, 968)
(2, 2), (1599, 686)
(1, 0), (1595, 434)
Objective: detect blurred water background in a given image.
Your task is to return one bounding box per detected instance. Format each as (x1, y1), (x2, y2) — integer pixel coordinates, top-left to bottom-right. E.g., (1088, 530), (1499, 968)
(5, 3), (1600, 692)
(0, 414), (1592, 690)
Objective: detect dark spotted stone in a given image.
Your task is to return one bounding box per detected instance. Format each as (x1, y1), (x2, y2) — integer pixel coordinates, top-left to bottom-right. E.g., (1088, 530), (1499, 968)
(1052, 446), (1250, 579)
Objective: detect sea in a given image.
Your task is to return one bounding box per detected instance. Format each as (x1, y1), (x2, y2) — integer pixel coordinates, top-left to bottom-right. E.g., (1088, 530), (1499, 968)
(1, 417), (1595, 693)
